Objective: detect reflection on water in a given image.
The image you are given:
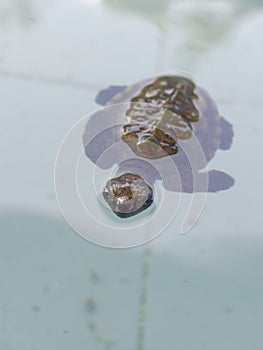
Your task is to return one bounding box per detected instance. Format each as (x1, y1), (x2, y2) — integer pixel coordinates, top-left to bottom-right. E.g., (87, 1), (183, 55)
(105, 0), (263, 25)
(1, 210), (263, 349)
(0, 209), (143, 349)
(0, 0), (35, 28)
(105, 0), (263, 69)
(105, 0), (170, 16)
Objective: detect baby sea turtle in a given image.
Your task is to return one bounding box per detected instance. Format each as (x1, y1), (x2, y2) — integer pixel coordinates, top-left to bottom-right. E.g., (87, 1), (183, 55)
(84, 75), (234, 197)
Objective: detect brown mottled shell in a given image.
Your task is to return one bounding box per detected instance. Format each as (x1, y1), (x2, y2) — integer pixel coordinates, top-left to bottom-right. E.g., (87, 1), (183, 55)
(105, 76), (222, 165)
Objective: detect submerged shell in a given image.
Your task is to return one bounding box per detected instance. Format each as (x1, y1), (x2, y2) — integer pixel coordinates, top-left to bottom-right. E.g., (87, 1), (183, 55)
(84, 75), (234, 194)
(97, 75), (231, 164)
(122, 76), (196, 158)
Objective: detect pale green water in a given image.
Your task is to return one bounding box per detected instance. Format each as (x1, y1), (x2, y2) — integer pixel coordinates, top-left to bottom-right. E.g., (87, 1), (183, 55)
(0, 0), (263, 349)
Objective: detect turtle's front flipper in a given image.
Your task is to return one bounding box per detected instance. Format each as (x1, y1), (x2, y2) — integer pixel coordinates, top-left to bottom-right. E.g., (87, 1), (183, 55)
(219, 117), (234, 150)
(206, 169), (235, 192)
(191, 170), (234, 192)
(95, 85), (127, 106)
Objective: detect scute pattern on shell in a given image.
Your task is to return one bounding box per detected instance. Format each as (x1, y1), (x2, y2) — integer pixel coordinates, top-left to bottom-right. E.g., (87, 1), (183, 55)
(85, 74), (234, 194)
(121, 76), (199, 159)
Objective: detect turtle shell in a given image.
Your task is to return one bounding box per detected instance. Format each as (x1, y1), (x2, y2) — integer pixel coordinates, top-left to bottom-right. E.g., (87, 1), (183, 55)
(84, 76), (234, 193)
(97, 76), (229, 166)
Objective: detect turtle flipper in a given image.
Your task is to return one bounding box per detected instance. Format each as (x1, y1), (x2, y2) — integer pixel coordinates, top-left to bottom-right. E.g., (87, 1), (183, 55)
(206, 169), (235, 192)
(187, 170), (234, 192)
(161, 168), (234, 193)
(95, 85), (127, 106)
(219, 117), (234, 150)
